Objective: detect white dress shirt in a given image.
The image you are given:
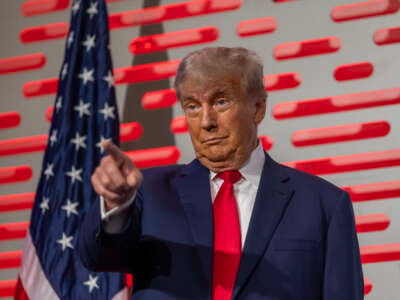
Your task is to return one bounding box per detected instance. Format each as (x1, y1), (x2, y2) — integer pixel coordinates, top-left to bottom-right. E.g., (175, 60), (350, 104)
(101, 142), (265, 249)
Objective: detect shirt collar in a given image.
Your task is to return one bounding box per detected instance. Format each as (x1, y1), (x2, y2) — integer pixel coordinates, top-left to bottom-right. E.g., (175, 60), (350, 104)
(210, 141), (265, 186)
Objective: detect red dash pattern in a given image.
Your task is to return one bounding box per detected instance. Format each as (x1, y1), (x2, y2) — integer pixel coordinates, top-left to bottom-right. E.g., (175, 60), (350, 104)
(274, 36), (341, 60)
(331, 0), (400, 22)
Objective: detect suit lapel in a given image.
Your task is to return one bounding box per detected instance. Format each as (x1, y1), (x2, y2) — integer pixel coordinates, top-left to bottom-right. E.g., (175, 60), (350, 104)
(175, 159), (214, 288)
(233, 153), (294, 299)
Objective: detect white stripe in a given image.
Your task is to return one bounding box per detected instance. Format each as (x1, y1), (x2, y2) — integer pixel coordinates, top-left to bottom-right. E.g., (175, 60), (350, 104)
(19, 232), (60, 299)
(112, 287), (130, 300)
(19, 232), (130, 300)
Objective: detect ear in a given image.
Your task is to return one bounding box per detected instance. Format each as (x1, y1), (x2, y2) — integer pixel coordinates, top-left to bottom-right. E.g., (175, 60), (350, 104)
(254, 97), (266, 124)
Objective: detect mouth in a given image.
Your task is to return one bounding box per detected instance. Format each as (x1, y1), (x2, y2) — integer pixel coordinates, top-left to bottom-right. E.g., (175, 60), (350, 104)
(201, 136), (227, 145)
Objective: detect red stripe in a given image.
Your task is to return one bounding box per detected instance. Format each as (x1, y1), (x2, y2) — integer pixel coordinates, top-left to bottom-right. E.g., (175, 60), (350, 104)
(20, 22), (69, 43)
(0, 193), (35, 212)
(0, 250), (22, 269)
(126, 146), (180, 169)
(130, 26), (218, 54)
(331, 0), (399, 22)
(0, 165), (33, 184)
(0, 222), (29, 241)
(274, 36), (341, 60)
(361, 243), (400, 263)
(0, 111), (21, 130)
(264, 72), (301, 91)
(109, 0), (242, 30)
(355, 214), (390, 233)
(14, 277), (29, 300)
(272, 87), (400, 119)
(236, 17), (277, 37)
(284, 149), (400, 175)
(342, 180), (400, 202)
(291, 121), (390, 147)
(334, 62), (374, 81)
(374, 26), (400, 45)
(142, 89), (177, 110)
(21, 0), (70, 17)
(0, 53), (46, 74)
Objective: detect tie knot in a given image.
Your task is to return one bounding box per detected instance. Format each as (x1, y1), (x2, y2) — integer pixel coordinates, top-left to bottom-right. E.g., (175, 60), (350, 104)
(217, 171), (241, 184)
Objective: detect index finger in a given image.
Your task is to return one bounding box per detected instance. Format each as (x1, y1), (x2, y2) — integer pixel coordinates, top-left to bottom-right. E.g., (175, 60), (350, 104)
(103, 140), (126, 163)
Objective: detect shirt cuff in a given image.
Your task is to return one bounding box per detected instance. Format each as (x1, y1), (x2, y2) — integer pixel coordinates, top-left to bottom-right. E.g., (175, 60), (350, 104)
(100, 192), (136, 233)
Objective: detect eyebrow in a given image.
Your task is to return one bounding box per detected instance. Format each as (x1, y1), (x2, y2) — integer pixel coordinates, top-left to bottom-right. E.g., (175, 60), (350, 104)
(181, 86), (230, 103)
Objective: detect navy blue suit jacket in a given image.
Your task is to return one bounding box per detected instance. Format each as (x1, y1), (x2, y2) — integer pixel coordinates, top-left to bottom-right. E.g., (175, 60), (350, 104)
(78, 152), (364, 299)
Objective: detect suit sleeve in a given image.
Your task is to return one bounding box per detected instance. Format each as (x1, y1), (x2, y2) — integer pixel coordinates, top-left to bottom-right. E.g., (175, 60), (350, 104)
(78, 189), (143, 274)
(323, 192), (364, 300)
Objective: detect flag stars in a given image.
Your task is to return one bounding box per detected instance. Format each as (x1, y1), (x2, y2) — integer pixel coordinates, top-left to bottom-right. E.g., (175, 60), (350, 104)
(83, 274), (99, 293)
(96, 136), (111, 153)
(40, 197), (50, 215)
(67, 31), (74, 48)
(71, 0), (80, 15)
(61, 63), (68, 80)
(44, 163), (54, 180)
(57, 233), (74, 251)
(103, 70), (114, 88)
(78, 68), (94, 85)
(82, 34), (96, 52)
(49, 130), (58, 146)
(71, 132), (87, 151)
(61, 199), (79, 217)
(99, 103), (116, 120)
(66, 166), (83, 184)
(55, 96), (63, 112)
(74, 100), (91, 118)
(86, 2), (98, 19)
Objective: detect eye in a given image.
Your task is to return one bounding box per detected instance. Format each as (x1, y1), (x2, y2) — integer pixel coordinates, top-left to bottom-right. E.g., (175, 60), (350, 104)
(216, 99), (227, 106)
(183, 102), (200, 116)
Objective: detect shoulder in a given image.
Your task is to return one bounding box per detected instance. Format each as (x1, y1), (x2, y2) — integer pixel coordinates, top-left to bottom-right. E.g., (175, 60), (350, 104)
(267, 155), (350, 219)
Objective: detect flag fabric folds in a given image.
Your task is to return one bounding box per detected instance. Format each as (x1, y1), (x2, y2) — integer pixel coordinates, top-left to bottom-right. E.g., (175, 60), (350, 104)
(16, 0), (128, 299)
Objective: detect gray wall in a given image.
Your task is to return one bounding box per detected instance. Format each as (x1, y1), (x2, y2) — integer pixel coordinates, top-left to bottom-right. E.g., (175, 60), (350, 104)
(0, 0), (399, 299)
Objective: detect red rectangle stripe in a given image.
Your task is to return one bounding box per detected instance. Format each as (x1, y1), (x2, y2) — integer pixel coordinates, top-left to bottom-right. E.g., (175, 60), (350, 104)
(0, 193), (35, 212)
(130, 26), (218, 54)
(0, 222), (29, 241)
(0, 53), (46, 75)
(291, 120), (390, 147)
(334, 62), (374, 81)
(109, 0), (242, 30)
(20, 22), (69, 43)
(126, 146), (180, 168)
(114, 60), (181, 85)
(331, 0), (399, 22)
(374, 26), (400, 45)
(0, 250), (22, 269)
(0, 134), (48, 156)
(360, 243), (400, 263)
(0, 165), (33, 184)
(272, 87), (400, 119)
(342, 180), (400, 202)
(264, 72), (301, 91)
(142, 89), (178, 110)
(284, 149), (400, 175)
(273, 36), (341, 60)
(0, 112), (21, 130)
(236, 17), (277, 37)
(21, 0), (70, 17)
(355, 214), (390, 233)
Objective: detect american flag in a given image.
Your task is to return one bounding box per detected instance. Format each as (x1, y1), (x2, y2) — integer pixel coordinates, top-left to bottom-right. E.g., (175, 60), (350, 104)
(15, 0), (128, 299)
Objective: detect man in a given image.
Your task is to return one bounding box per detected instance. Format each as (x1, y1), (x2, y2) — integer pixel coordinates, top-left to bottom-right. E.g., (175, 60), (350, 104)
(79, 47), (364, 299)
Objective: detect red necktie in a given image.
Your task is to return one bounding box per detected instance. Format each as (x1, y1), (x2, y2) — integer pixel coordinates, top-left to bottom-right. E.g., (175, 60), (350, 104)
(212, 171), (242, 300)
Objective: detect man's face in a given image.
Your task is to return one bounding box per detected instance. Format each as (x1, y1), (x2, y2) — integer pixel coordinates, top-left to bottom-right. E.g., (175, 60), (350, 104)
(179, 70), (266, 172)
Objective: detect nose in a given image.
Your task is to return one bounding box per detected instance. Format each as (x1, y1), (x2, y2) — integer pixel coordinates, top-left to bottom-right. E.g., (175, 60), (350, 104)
(200, 105), (217, 131)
